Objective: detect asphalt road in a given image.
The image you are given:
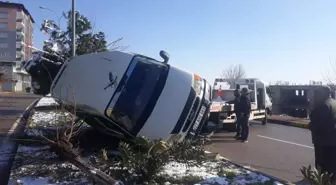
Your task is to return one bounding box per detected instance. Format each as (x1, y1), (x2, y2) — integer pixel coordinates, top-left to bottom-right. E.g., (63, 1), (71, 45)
(207, 122), (314, 184)
(0, 93), (40, 185)
(0, 93), (314, 184)
(0, 93), (40, 134)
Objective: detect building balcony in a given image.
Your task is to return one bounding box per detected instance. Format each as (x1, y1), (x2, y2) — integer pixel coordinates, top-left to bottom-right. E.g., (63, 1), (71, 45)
(16, 11), (24, 20)
(16, 49), (24, 56)
(16, 41), (23, 48)
(16, 36), (23, 42)
(16, 21), (24, 29)
(16, 29), (24, 36)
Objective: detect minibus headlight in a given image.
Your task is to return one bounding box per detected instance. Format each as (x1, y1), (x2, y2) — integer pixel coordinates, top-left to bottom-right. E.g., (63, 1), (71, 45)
(193, 74), (203, 96)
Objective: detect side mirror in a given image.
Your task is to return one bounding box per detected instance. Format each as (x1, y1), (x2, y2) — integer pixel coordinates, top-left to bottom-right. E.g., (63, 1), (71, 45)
(159, 50), (169, 64)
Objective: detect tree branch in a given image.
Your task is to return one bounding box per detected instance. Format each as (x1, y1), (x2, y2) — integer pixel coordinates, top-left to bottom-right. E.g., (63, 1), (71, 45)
(220, 64), (246, 88)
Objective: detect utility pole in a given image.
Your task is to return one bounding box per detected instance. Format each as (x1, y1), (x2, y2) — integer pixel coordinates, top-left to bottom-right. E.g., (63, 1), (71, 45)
(71, 0), (76, 57)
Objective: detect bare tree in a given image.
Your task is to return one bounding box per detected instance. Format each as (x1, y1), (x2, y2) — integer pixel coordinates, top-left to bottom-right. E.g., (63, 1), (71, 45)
(323, 59), (336, 86)
(107, 37), (129, 51)
(220, 64), (246, 88)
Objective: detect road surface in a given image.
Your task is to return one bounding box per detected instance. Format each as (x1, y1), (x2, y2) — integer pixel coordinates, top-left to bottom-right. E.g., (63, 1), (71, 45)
(207, 122), (314, 184)
(0, 93), (40, 134)
(0, 93), (40, 185)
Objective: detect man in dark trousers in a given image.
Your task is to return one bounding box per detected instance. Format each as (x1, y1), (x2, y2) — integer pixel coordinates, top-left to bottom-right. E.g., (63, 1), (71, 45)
(309, 86), (336, 178)
(238, 87), (252, 143)
(227, 84), (241, 138)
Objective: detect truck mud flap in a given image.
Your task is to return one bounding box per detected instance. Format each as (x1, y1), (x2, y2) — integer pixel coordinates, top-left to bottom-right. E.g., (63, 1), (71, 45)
(222, 122), (237, 132)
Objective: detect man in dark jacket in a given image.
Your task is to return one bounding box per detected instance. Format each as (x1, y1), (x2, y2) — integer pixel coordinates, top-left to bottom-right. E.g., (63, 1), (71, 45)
(227, 84), (241, 138)
(309, 86), (336, 177)
(238, 87), (252, 143)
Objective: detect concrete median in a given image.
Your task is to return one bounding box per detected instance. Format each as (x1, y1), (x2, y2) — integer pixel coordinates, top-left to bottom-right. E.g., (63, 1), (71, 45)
(268, 116), (309, 129)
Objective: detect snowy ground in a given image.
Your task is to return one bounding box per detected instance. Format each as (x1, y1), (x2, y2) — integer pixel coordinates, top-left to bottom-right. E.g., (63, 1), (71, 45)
(35, 95), (58, 108)
(9, 146), (284, 185)
(8, 97), (285, 185)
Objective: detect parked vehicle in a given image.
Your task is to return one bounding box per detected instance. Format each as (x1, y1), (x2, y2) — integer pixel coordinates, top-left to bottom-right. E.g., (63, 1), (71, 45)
(24, 50), (211, 142)
(208, 78), (272, 131)
(25, 87), (31, 93)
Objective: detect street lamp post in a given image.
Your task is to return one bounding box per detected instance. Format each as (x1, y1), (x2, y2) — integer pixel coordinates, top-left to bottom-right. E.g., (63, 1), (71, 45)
(71, 0), (76, 57)
(39, 6), (62, 28)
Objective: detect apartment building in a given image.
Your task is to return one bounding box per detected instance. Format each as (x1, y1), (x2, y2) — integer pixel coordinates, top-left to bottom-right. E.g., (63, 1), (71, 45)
(0, 2), (34, 92)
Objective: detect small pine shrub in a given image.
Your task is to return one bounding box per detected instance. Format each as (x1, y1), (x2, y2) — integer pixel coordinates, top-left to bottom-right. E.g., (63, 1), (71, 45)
(168, 137), (207, 167)
(116, 136), (207, 184)
(301, 165), (336, 185)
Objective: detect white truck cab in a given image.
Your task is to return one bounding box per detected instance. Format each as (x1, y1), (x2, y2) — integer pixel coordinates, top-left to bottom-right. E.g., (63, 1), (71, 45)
(209, 78), (272, 131)
(48, 50), (211, 142)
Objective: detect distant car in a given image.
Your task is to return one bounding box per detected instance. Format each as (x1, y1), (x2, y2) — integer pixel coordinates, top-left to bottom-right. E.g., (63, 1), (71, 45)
(25, 87), (31, 93)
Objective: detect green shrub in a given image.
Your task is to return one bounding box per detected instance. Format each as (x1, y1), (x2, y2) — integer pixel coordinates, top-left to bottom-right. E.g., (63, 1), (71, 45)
(115, 136), (207, 184)
(301, 165), (336, 185)
(168, 137), (207, 167)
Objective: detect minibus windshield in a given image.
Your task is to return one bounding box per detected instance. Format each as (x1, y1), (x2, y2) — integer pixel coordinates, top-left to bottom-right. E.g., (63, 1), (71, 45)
(105, 56), (169, 135)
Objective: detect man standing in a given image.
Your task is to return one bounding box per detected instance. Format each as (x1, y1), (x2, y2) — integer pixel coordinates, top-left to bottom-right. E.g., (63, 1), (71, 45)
(239, 87), (251, 143)
(228, 85), (241, 138)
(309, 86), (336, 177)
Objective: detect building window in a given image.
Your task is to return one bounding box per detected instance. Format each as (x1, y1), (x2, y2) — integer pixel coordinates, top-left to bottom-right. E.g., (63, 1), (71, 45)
(0, 52), (10, 57)
(0, 43), (8, 48)
(0, 22), (8, 28)
(0, 32), (7, 38)
(0, 13), (8, 19)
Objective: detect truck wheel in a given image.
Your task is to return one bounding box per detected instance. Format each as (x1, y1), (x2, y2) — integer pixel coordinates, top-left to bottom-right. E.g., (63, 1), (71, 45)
(266, 108), (272, 116)
(262, 114), (267, 125)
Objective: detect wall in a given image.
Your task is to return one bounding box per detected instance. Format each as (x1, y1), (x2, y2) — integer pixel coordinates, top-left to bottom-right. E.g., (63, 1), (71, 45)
(269, 85), (326, 117)
(0, 62), (13, 91)
(0, 7), (16, 61)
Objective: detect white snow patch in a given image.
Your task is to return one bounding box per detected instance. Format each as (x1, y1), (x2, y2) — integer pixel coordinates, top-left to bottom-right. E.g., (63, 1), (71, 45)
(8, 177), (89, 185)
(29, 111), (71, 127)
(10, 158), (285, 185)
(200, 177), (229, 185)
(274, 181), (284, 185)
(160, 161), (280, 185)
(232, 172), (271, 185)
(35, 97), (58, 107)
(162, 161), (220, 179)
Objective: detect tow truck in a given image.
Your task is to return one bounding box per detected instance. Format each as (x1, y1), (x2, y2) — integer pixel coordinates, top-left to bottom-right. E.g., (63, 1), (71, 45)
(208, 78), (273, 131)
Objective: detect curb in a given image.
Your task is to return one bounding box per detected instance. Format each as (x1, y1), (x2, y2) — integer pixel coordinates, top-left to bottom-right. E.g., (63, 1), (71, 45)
(268, 119), (309, 129)
(204, 151), (295, 185)
(0, 91), (26, 94)
(34, 105), (62, 111)
(0, 98), (40, 185)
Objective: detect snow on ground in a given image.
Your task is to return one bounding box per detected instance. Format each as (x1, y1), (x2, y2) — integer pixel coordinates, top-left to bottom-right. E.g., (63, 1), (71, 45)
(10, 146), (285, 185)
(161, 161), (281, 185)
(35, 96), (58, 107)
(9, 160), (284, 185)
(9, 97), (286, 185)
(29, 110), (72, 128)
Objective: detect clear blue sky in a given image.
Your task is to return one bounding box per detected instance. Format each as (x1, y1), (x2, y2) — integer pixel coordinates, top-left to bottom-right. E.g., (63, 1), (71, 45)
(18, 0), (336, 84)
